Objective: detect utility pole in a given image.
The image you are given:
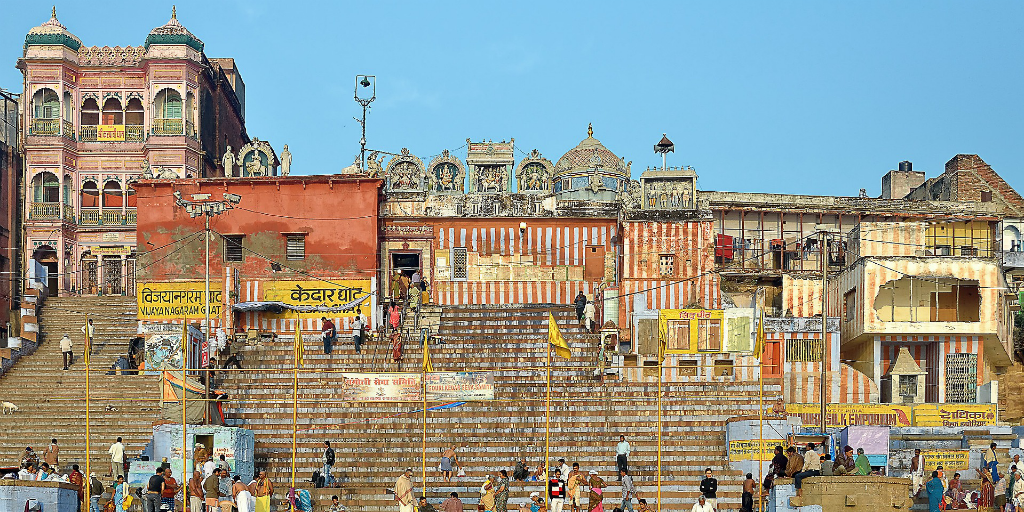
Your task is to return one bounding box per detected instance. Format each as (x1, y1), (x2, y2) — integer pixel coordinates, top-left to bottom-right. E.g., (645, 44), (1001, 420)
(819, 229), (829, 433)
(173, 190), (241, 422)
(354, 75), (376, 170)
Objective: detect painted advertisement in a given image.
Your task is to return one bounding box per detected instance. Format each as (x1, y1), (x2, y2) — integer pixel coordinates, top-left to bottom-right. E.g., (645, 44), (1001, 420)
(912, 404), (997, 427)
(145, 332), (182, 375)
(425, 372), (495, 401)
(921, 450), (970, 473)
(262, 280), (372, 319)
(138, 281), (223, 319)
(728, 439), (787, 461)
(342, 373), (422, 402)
(786, 403), (912, 428)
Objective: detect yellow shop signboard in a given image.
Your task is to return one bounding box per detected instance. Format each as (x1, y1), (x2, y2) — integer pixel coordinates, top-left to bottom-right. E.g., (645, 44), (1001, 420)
(786, 403), (912, 428)
(262, 280), (371, 319)
(912, 404), (997, 427)
(137, 281), (223, 319)
(728, 439), (787, 461)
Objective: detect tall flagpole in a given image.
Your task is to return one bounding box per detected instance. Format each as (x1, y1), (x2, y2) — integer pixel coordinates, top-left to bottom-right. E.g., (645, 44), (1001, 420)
(545, 326), (552, 486)
(757, 313), (764, 512)
(422, 334), (427, 497)
(657, 344), (662, 512)
(290, 313), (300, 492)
(183, 317), (188, 480)
(84, 314), (92, 508)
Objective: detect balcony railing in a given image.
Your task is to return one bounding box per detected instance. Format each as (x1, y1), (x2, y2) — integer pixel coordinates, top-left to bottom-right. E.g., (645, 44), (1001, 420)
(126, 125), (145, 142)
(62, 120), (74, 139)
(29, 202), (61, 220)
(186, 120), (196, 140)
(62, 204), (75, 223)
(151, 118), (183, 136)
(30, 118), (60, 136)
(80, 208), (100, 226)
(80, 124), (145, 142)
(79, 207), (135, 226)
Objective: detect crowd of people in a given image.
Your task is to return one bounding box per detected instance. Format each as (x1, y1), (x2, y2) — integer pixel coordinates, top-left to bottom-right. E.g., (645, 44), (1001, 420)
(915, 444), (1024, 512)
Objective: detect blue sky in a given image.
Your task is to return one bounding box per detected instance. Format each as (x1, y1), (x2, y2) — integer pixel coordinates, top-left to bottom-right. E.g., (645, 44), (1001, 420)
(2, 1), (1021, 196)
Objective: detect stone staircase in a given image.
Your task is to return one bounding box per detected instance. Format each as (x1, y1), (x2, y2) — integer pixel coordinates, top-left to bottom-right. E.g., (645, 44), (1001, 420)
(0, 296), (160, 475)
(220, 304), (782, 511)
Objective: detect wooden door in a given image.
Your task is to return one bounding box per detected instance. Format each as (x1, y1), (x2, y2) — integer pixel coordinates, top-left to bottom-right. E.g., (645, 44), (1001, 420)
(584, 245), (605, 281)
(763, 341), (782, 378)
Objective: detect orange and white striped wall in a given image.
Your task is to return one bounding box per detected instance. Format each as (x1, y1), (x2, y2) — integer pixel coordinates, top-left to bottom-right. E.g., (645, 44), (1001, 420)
(876, 335), (991, 404)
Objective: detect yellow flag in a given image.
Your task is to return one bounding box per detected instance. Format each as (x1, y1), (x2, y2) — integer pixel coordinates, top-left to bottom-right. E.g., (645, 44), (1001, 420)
(295, 313), (304, 366)
(755, 311), (766, 356)
(548, 312), (571, 359)
(423, 331), (434, 373)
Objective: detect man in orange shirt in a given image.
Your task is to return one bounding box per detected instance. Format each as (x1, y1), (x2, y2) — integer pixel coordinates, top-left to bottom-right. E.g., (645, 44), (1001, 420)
(161, 467), (178, 511)
(69, 464), (84, 512)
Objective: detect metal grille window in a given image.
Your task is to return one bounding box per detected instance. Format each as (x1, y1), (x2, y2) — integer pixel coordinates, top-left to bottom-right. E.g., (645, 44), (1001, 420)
(659, 254), (675, 276)
(224, 235), (244, 262)
(286, 234), (306, 260)
(452, 247), (468, 280)
(786, 339), (824, 362)
(899, 375), (918, 402)
(945, 353), (978, 403)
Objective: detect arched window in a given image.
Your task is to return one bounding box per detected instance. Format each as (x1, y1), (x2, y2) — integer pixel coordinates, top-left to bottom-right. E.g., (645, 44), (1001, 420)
(63, 175), (72, 205)
(126, 182), (137, 208)
(81, 181), (99, 208)
(102, 181), (123, 208)
(185, 92), (196, 137)
(154, 89), (182, 119)
(32, 172), (60, 203)
(101, 98), (123, 125)
(81, 98), (100, 126)
(125, 98), (144, 126)
(32, 89), (59, 119)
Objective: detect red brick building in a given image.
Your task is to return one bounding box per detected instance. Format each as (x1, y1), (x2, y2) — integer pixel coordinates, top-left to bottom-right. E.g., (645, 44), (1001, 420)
(134, 175), (382, 334)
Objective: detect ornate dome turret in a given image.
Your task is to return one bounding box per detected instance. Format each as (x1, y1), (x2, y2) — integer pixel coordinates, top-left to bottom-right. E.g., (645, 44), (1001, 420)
(25, 7), (82, 51)
(553, 123), (630, 180)
(144, 6), (204, 52)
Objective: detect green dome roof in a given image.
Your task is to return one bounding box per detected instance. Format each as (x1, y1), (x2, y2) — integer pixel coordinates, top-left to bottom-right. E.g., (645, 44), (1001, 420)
(25, 7), (82, 51)
(144, 7), (204, 52)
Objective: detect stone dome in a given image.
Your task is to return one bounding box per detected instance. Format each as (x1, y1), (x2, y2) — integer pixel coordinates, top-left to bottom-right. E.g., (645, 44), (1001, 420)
(552, 124), (629, 179)
(144, 7), (204, 52)
(25, 7), (82, 51)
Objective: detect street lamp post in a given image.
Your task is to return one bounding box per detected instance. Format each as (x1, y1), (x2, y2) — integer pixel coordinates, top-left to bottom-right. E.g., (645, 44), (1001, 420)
(173, 191), (241, 422)
(354, 75), (376, 170)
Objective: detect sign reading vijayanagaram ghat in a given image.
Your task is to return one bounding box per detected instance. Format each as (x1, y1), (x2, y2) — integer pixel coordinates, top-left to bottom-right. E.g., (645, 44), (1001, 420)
(137, 282), (224, 319)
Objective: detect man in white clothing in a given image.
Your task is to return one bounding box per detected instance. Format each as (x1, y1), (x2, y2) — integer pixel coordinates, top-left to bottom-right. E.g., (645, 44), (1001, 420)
(559, 459), (571, 483)
(107, 437), (124, 478)
(616, 435), (631, 478)
(203, 457), (217, 477)
(690, 496), (714, 512)
(60, 335), (73, 370)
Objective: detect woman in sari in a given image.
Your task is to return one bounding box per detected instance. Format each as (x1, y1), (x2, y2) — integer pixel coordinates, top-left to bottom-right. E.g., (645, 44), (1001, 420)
(945, 472), (966, 509)
(480, 475), (496, 512)
(587, 470), (605, 512)
(112, 475), (127, 511)
(977, 468), (995, 512)
(494, 470), (510, 512)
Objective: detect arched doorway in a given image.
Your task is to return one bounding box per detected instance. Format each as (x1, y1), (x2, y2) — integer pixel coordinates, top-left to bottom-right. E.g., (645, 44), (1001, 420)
(32, 245), (59, 293)
(82, 252), (98, 295)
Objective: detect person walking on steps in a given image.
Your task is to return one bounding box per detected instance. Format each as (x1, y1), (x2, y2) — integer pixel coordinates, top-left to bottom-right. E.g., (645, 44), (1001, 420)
(616, 435), (630, 478)
(352, 312), (365, 354)
(321, 316), (337, 355)
(81, 319), (95, 354)
(107, 437), (125, 478)
(61, 335), (73, 370)
(573, 292), (586, 326)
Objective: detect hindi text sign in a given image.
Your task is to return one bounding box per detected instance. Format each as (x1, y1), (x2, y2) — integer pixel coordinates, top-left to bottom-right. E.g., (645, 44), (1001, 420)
(342, 373), (422, 402)
(137, 281), (223, 320)
(425, 372), (494, 401)
(262, 280), (372, 319)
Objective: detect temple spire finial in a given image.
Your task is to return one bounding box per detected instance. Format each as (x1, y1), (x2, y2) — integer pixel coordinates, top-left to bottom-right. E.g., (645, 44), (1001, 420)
(172, 5), (177, 19)
(51, 6), (56, 19)
(587, 123), (593, 138)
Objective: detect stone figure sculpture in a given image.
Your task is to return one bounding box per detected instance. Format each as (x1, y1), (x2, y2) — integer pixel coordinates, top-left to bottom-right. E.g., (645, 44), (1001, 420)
(140, 160), (154, 179)
(366, 151), (385, 178)
(222, 146), (235, 176)
(280, 144), (292, 176)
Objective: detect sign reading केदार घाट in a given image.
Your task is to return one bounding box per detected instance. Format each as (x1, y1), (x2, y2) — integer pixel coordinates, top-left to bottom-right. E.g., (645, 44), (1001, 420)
(262, 280), (371, 319)
(137, 282), (223, 320)
(921, 450), (970, 473)
(785, 403), (913, 428)
(425, 372), (495, 401)
(912, 403), (997, 427)
(342, 373), (422, 402)
(728, 439), (788, 461)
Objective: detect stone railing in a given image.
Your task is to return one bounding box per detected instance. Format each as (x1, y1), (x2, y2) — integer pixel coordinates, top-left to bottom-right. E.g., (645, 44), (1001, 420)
(79, 208), (100, 226)
(151, 118), (183, 136)
(30, 118), (60, 136)
(103, 210), (123, 226)
(29, 202), (60, 220)
(126, 124), (145, 142)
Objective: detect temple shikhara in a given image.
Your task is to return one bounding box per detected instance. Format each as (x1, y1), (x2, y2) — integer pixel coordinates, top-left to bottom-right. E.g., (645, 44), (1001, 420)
(1, 7), (1023, 512)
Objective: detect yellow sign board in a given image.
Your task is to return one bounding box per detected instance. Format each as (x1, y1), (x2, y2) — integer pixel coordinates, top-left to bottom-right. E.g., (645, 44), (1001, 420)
(912, 404), (997, 427)
(921, 450), (970, 473)
(262, 280), (371, 319)
(96, 124), (126, 141)
(728, 439), (787, 461)
(137, 281), (223, 319)
(786, 403), (912, 428)
(89, 245), (132, 256)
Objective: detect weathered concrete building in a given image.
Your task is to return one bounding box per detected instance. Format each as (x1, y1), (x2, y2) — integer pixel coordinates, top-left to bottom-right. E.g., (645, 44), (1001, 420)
(0, 89), (20, 335)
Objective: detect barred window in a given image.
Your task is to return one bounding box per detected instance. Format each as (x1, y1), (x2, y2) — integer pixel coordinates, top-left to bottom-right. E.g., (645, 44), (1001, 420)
(286, 234), (306, 260)
(452, 247), (468, 280)
(224, 235), (244, 262)
(786, 339), (823, 362)
(659, 254), (675, 276)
